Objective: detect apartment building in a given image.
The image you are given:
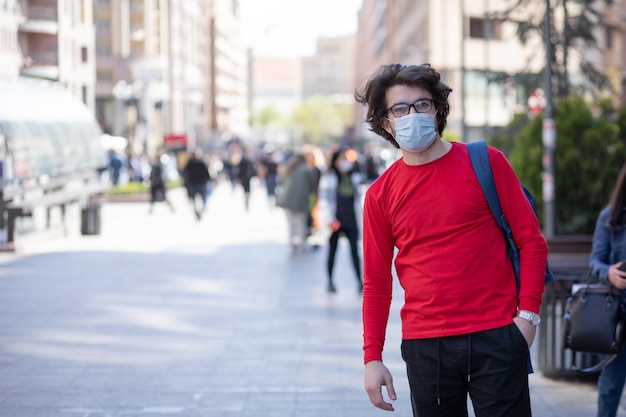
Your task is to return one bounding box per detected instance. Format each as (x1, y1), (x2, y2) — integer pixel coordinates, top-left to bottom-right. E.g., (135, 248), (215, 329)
(209, 0), (249, 144)
(249, 57), (301, 145)
(0, 2), (23, 77)
(94, 0), (223, 153)
(302, 35), (356, 103)
(0, 0), (96, 107)
(0, 0), (248, 156)
(355, 0), (623, 142)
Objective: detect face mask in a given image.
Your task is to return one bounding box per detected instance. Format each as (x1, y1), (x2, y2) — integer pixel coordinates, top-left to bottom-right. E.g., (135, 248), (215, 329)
(389, 112), (438, 153)
(339, 160), (353, 172)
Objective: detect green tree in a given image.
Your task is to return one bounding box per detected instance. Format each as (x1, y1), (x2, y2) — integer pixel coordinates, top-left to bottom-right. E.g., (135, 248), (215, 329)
(495, 0), (616, 98)
(252, 105), (284, 128)
(506, 96), (626, 234)
(292, 96), (354, 146)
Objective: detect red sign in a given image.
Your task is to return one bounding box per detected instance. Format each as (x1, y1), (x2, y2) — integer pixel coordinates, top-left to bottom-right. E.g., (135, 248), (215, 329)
(527, 89), (546, 115)
(164, 134), (187, 149)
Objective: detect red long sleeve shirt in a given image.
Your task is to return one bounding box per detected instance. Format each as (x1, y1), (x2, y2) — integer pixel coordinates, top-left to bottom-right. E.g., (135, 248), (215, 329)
(362, 142), (548, 363)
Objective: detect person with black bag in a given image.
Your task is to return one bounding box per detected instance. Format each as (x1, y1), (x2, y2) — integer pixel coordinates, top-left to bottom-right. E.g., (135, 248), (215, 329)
(589, 162), (626, 417)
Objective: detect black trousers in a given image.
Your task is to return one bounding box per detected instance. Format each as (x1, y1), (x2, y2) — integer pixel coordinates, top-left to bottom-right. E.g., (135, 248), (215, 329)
(401, 324), (531, 417)
(327, 227), (361, 284)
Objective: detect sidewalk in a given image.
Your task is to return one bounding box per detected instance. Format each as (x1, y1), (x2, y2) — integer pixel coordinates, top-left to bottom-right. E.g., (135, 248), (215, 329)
(0, 180), (610, 416)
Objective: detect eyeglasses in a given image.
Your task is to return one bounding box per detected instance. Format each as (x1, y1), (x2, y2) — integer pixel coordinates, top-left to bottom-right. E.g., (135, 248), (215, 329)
(387, 98), (435, 117)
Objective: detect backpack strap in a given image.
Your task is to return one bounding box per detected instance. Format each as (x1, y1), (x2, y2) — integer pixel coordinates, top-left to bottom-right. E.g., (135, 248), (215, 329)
(468, 140), (521, 292)
(468, 140), (534, 374)
(467, 140), (506, 230)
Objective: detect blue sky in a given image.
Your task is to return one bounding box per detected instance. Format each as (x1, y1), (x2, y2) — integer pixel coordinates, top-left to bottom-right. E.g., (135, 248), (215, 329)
(239, 0), (362, 58)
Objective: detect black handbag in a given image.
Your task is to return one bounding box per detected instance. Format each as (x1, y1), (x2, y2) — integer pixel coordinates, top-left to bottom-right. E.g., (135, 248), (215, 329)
(563, 273), (626, 373)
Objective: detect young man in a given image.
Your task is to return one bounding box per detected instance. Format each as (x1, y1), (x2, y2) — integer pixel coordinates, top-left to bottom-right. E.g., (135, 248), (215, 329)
(355, 63), (549, 416)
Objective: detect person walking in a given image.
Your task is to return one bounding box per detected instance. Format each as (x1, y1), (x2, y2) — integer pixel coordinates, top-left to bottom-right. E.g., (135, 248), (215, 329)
(276, 153), (313, 255)
(182, 149), (211, 221)
(304, 145), (323, 247)
(355, 63), (549, 416)
(259, 150), (280, 209)
(237, 149), (256, 211)
(589, 162), (626, 417)
(318, 147), (364, 294)
(148, 152), (175, 213)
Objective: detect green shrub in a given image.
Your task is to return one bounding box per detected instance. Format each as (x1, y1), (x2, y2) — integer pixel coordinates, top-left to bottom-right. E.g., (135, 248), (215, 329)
(503, 96), (626, 234)
(107, 179), (182, 195)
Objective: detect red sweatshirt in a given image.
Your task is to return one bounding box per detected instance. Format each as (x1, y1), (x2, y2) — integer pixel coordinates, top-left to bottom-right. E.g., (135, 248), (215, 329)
(362, 142), (548, 363)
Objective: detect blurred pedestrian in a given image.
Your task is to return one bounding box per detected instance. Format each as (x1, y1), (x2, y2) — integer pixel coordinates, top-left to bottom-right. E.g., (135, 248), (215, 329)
(182, 149), (211, 221)
(589, 162), (626, 417)
(237, 149), (257, 211)
(304, 145), (323, 245)
(319, 147), (364, 293)
(259, 149), (280, 208)
(108, 149), (122, 186)
(148, 152), (175, 213)
(276, 153), (313, 255)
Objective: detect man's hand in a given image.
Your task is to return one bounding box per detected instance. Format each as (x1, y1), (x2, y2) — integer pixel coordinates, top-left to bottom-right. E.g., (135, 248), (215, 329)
(364, 360), (396, 411)
(513, 316), (537, 347)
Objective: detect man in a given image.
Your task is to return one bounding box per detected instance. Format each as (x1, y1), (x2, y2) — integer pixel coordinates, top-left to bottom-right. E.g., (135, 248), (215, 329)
(182, 149), (211, 221)
(355, 63), (549, 416)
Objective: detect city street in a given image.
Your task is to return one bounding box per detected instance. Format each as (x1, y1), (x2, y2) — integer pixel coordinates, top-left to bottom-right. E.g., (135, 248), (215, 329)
(0, 180), (607, 416)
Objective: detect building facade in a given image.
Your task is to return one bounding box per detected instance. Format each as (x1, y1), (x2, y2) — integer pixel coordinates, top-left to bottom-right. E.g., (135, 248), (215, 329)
(0, 0), (96, 107)
(354, 0), (623, 142)
(94, 0), (248, 154)
(0, 0), (249, 156)
(302, 35), (356, 103)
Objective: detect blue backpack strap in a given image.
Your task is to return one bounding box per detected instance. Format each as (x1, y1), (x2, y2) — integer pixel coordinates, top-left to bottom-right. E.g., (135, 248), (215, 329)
(467, 140), (521, 291)
(468, 140), (534, 374)
(467, 140), (506, 229)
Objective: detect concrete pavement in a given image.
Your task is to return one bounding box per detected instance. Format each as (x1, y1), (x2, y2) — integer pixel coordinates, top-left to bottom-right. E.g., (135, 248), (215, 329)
(0, 180), (613, 416)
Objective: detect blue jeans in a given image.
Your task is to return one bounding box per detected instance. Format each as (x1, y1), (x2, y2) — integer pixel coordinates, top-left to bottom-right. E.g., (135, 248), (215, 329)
(597, 349), (626, 417)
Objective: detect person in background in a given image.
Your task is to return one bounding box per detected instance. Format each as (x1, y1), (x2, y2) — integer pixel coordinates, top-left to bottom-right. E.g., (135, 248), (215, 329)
(589, 162), (626, 417)
(355, 63), (549, 416)
(276, 152), (313, 255)
(237, 148), (257, 211)
(182, 149), (211, 221)
(318, 147), (364, 293)
(304, 145), (323, 246)
(259, 149), (280, 209)
(148, 151), (175, 213)
(108, 149), (122, 186)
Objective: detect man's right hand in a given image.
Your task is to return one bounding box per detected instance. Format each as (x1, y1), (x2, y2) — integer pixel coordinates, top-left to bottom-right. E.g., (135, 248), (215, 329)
(364, 360), (396, 411)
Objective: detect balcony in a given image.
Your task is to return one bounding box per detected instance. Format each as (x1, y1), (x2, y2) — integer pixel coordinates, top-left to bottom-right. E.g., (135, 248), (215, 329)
(19, 20), (58, 35)
(20, 53), (59, 80)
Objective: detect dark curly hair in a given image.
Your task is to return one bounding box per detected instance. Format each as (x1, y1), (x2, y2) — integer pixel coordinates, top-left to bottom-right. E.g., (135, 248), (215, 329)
(355, 63), (452, 149)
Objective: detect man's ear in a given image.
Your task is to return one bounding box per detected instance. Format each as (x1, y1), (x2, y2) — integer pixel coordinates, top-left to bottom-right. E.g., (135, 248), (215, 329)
(381, 118), (391, 133)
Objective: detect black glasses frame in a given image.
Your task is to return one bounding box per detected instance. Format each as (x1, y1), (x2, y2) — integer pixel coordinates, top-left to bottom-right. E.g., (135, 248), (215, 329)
(387, 98), (435, 117)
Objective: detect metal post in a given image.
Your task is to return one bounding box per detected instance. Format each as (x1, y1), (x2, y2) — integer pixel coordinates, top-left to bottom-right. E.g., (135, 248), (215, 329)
(542, 0), (556, 239)
(460, 0), (467, 142)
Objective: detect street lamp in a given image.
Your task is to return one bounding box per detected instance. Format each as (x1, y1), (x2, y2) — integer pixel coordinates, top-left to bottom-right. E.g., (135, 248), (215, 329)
(542, 0), (556, 240)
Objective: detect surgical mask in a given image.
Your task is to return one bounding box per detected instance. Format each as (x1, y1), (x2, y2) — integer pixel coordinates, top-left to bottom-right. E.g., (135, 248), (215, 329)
(389, 111), (438, 153)
(339, 160), (353, 172)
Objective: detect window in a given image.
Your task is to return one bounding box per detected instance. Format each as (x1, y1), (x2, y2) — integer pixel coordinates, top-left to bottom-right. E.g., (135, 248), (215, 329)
(468, 17), (502, 40)
(606, 26), (614, 49)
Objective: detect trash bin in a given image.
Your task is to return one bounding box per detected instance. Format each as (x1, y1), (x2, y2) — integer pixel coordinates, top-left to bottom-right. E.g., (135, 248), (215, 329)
(81, 204), (101, 235)
(537, 278), (602, 380)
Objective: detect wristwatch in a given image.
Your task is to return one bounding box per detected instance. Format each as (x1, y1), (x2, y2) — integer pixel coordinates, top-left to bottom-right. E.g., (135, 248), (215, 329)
(516, 310), (541, 327)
